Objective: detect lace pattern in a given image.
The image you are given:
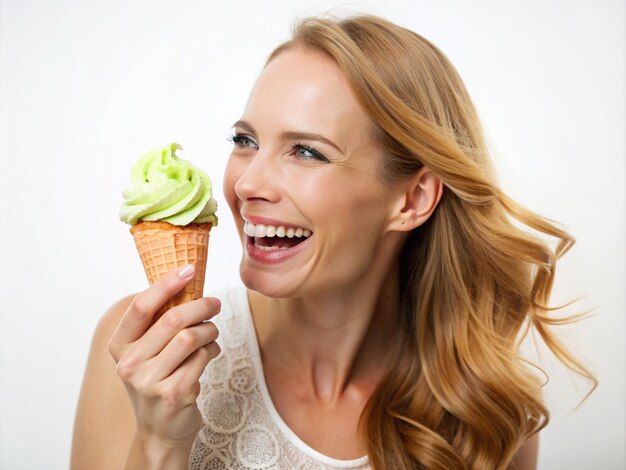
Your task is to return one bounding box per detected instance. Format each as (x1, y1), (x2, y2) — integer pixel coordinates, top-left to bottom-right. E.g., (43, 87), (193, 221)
(189, 286), (371, 470)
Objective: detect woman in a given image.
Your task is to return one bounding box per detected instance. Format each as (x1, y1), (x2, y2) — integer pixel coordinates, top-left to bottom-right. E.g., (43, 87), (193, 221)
(71, 14), (595, 470)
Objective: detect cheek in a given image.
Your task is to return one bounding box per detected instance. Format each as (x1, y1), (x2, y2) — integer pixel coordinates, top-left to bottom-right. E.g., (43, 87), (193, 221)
(322, 174), (387, 229)
(314, 176), (388, 269)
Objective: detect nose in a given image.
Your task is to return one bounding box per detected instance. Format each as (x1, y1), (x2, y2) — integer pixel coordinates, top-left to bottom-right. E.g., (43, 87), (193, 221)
(234, 148), (281, 204)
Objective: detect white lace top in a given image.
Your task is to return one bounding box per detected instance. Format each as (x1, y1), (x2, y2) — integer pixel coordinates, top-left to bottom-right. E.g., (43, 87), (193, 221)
(189, 285), (371, 469)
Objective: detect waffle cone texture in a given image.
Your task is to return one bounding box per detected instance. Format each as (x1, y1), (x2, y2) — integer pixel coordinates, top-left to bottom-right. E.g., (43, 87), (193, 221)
(130, 221), (212, 319)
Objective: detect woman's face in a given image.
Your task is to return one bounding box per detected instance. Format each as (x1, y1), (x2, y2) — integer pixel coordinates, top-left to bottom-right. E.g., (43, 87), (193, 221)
(224, 46), (401, 298)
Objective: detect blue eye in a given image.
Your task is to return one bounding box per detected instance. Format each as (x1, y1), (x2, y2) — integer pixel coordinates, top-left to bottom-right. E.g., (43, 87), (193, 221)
(291, 142), (329, 163)
(227, 132), (329, 163)
(227, 133), (257, 148)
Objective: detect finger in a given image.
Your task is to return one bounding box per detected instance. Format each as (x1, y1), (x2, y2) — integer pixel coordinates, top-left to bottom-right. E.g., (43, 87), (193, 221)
(137, 297), (221, 360)
(156, 342), (222, 407)
(148, 321), (219, 383)
(108, 264), (196, 358)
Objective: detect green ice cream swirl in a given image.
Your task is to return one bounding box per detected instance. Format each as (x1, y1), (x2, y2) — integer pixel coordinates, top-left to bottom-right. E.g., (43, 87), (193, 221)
(119, 143), (218, 226)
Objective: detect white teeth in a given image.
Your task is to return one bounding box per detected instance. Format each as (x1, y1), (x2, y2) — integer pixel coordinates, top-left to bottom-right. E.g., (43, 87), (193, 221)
(244, 222), (255, 237)
(254, 224), (266, 237)
(244, 221), (312, 239)
(254, 241), (292, 251)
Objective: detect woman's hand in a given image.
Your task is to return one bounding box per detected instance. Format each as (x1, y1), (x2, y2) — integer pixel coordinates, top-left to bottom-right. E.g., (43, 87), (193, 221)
(107, 264), (221, 462)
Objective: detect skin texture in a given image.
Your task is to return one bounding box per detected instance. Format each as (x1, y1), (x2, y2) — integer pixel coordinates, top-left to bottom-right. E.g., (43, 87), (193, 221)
(71, 45), (538, 469)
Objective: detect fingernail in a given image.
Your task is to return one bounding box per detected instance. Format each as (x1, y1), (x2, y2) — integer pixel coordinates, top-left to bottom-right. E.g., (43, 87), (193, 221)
(210, 297), (221, 309)
(177, 264), (195, 278)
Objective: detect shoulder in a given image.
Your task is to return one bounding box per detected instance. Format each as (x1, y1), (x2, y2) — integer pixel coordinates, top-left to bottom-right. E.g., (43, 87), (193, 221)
(71, 293), (138, 469)
(97, 293), (137, 339)
(508, 433), (539, 470)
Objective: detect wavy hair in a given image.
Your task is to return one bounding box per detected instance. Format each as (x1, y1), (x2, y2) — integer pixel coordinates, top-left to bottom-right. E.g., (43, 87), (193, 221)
(265, 14), (596, 470)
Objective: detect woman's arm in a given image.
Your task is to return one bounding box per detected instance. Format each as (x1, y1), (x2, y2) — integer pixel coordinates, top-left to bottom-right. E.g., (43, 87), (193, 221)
(71, 294), (137, 469)
(508, 433), (539, 470)
(72, 266), (221, 470)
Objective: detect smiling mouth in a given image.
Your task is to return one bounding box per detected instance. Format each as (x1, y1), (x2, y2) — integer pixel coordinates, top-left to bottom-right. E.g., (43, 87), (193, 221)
(243, 221), (312, 251)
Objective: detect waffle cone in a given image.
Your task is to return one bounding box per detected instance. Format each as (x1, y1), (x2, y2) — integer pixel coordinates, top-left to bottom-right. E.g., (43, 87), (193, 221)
(130, 220), (212, 320)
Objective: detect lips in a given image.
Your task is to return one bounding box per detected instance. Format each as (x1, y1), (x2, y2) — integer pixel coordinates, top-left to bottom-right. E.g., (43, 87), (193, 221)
(240, 212), (313, 264)
(245, 232), (312, 264)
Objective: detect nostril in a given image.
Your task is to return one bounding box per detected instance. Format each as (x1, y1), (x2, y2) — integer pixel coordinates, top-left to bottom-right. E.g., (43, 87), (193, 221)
(232, 152), (282, 204)
(234, 178), (275, 203)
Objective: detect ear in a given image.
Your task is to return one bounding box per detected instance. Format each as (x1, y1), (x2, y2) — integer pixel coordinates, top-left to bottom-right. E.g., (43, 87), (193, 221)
(387, 166), (444, 232)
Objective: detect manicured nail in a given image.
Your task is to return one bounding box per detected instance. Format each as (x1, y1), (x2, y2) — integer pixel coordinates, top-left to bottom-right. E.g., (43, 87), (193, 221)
(177, 264), (195, 278)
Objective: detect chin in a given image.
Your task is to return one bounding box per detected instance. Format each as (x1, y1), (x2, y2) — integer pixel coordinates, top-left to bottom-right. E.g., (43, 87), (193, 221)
(239, 262), (316, 299)
(239, 264), (288, 299)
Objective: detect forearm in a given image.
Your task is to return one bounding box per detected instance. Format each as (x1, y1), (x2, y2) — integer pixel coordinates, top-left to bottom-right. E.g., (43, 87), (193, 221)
(125, 434), (193, 470)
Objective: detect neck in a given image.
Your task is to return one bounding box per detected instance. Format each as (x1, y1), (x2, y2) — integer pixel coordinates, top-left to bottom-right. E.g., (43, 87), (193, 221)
(248, 254), (403, 406)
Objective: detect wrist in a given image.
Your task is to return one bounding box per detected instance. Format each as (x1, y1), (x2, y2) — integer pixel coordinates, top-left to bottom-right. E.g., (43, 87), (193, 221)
(127, 432), (196, 470)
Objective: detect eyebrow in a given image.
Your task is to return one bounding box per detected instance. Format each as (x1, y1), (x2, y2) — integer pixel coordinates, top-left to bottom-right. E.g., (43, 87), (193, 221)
(231, 119), (344, 154)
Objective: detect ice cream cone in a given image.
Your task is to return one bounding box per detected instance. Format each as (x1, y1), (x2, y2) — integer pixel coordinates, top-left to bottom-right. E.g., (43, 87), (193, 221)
(130, 220), (212, 320)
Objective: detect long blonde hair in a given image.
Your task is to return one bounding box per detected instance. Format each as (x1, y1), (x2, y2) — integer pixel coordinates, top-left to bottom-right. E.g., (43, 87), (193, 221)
(265, 14), (596, 469)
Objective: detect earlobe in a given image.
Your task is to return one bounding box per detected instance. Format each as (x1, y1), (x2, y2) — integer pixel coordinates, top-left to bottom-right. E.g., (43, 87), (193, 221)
(388, 167), (443, 232)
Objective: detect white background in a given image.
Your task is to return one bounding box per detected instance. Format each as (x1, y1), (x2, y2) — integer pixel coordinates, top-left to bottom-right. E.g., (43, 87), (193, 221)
(0, 0), (624, 468)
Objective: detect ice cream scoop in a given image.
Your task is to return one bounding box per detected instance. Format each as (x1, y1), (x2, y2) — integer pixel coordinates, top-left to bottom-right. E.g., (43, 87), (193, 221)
(119, 142), (218, 226)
